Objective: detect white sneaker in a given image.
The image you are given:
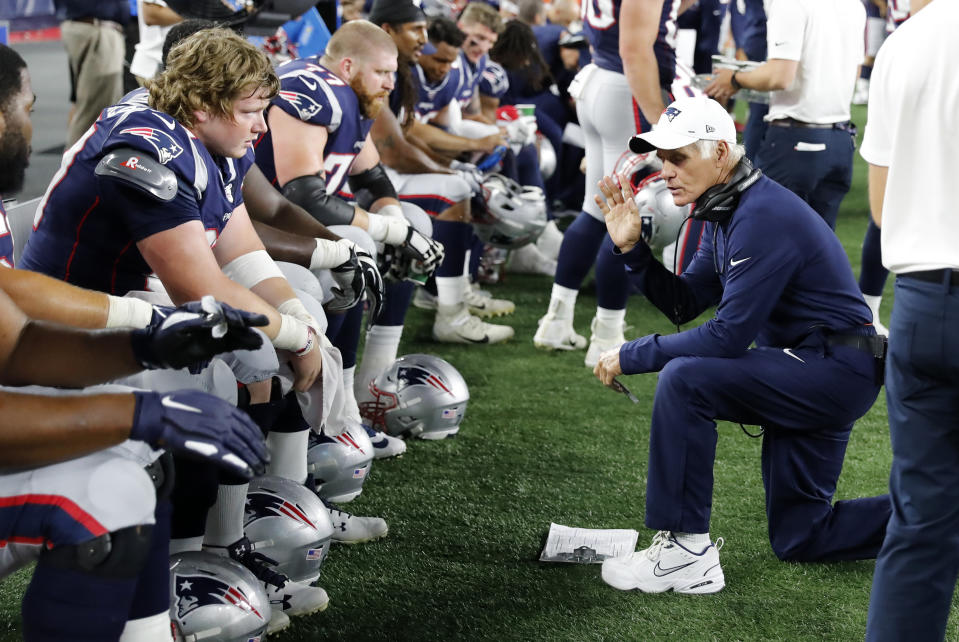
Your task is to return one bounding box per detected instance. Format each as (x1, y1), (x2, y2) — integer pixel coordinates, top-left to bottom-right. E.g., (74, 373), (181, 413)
(585, 316), (627, 368)
(464, 282), (515, 318)
(433, 303), (514, 344)
(533, 299), (586, 351)
(601, 531), (725, 594)
(364, 423), (407, 459)
(263, 578), (329, 617)
(267, 608), (291, 634)
(507, 243), (557, 276)
(325, 502), (389, 544)
(413, 287), (438, 310)
(536, 219), (564, 261)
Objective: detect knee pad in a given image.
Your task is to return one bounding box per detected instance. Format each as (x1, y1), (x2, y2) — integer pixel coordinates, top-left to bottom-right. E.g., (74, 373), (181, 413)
(401, 202), (433, 237)
(222, 330), (279, 385)
(40, 524), (154, 580)
(278, 261), (325, 304)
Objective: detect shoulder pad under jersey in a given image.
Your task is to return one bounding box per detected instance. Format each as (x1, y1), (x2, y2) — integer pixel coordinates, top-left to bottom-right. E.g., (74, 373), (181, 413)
(95, 148), (178, 202)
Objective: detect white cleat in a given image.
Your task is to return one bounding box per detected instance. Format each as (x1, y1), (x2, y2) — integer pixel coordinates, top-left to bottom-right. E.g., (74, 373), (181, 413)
(507, 242), (557, 276)
(325, 501), (389, 544)
(364, 423), (407, 459)
(263, 578), (329, 617)
(464, 283), (515, 318)
(412, 287), (438, 310)
(585, 316), (627, 368)
(533, 299), (586, 351)
(601, 531), (725, 595)
(266, 608), (291, 634)
(433, 303), (514, 344)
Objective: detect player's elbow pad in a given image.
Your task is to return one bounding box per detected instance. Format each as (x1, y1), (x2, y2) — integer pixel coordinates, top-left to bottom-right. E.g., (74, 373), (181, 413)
(347, 163), (398, 204)
(281, 175), (356, 226)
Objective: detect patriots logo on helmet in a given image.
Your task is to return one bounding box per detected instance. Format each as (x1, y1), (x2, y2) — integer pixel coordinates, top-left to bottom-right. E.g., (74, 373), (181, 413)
(396, 366), (452, 394)
(244, 489), (317, 529)
(278, 90), (324, 121)
(119, 127), (184, 164)
(663, 106), (682, 122)
(173, 572), (265, 621)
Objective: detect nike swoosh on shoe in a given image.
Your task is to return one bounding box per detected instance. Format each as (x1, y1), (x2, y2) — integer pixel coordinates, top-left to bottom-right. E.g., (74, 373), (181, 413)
(465, 335), (490, 344)
(652, 561), (697, 577)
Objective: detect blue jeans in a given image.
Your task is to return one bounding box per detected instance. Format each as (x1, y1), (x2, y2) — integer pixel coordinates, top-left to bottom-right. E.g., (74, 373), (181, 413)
(866, 274), (959, 641)
(755, 124), (855, 230)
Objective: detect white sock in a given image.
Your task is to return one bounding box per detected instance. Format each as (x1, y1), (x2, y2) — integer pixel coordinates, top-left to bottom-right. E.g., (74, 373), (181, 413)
(168, 535), (204, 555)
(355, 324), (403, 399)
(548, 283), (578, 318)
(863, 293), (882, 323)
(342, 365), (361, 422)
(674, 531), (711, 552)
(436, 275), (464, 307)
(595, 306), (626, 326)
(119, 612), (171, 642)
(266, 429), (309, 484)
(203, 482), (248, 548)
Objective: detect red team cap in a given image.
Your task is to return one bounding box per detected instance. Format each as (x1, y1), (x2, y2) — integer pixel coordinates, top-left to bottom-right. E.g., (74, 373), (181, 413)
(629, 96), (737, 154)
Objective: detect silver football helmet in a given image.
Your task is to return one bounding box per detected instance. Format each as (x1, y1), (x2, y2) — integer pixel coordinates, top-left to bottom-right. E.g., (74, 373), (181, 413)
(358, 354), (469, 440)
(169, 551), (271, 642)
(472, 173), (547, 249)
(243, 475), (335, 584)
(306, 425), (374, 503)
(633, 172), (692, 250)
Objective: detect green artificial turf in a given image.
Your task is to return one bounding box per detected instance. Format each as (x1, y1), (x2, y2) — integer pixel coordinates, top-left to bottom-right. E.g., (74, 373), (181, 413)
(2, 104), (956, 641)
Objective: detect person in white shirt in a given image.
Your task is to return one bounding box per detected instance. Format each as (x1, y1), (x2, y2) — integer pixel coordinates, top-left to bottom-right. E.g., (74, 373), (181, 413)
(129, 0), (182, 84)
(859, 1), (959, 639)
(706, 0), (866, 231)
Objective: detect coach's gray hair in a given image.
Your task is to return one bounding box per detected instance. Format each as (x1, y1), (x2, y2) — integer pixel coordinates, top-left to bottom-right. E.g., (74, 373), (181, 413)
(696, 139), (745, 164)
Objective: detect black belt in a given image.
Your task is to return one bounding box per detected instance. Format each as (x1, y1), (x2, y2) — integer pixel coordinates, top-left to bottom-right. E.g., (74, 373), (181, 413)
(901, 269), (959, 286)
(826, 333), (888, 385)
(769, 117), (847, 130)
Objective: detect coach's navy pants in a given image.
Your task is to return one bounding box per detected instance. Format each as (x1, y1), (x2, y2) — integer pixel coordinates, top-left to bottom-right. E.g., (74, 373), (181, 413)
(755, 124), (855, 230)
(645, 330), (890, 561)
(867, 275), (959, 641)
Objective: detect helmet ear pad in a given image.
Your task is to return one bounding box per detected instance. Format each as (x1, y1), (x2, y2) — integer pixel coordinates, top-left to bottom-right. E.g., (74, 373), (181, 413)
(169, 551), (271, 642)
(359, 354), (470, 440)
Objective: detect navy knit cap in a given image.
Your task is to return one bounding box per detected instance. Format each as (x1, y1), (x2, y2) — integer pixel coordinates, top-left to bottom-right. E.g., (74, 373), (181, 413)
(368, 0), (427, 25)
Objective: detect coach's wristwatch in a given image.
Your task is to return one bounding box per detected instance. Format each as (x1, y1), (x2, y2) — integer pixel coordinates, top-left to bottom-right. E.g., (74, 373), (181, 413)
(730, 71), (742, 91)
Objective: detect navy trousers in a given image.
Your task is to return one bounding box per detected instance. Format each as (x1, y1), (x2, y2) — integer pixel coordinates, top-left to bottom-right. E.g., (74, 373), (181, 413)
(867, 275), (959, 641)
(755, 124), (855, 230)
(645, 331), (889, 561)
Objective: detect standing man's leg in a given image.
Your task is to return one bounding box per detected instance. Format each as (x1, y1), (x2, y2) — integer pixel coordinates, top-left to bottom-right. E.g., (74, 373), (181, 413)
(866, 276), (959, 641)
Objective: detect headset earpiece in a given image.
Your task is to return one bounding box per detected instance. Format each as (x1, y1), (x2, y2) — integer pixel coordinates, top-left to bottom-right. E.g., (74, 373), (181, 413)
(690, 158), (763, 223)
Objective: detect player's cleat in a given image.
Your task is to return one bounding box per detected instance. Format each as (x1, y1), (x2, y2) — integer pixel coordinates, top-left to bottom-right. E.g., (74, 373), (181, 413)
(585, 316), (627, 368)
(267, 609), (291, 635)
(533, 299), (587, 351)
(364, 423), (407, 459)
(324, 500), (389, 544)
(507, 242), (557, 276)
(433, 303), (514, 344)
(601, 531), (725, 594)
(464, 282), (515, 318)
(209, 536), (331, 617)
(413, 287), (438, 310)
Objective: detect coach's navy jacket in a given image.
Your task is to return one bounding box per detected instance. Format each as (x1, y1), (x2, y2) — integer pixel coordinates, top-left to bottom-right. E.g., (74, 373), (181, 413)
(617, 175), (873, 375)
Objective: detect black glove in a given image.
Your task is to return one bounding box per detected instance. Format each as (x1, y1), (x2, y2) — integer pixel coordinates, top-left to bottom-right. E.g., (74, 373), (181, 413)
(131, 296), (268, 370)
(356, 248), (385, 322)
(397, 228), (445, 280)
(131, 389), (269, 478)
(327, 246), (364, 313)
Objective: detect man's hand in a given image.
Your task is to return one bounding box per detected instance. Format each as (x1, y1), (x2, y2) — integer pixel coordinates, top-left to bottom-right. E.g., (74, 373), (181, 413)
(593, 346), (624, 387)
(289, 329), (324, 392)
(327, 244), (364, 312)
(131, 296), (268, 371)
(398, 228), (445, 279)
(450, 159), (484, 195)
(131, 389), (269, 478)
(473, 131), (509, 153)
(705, 68), (737, 103)
(595, 173), (644, 253)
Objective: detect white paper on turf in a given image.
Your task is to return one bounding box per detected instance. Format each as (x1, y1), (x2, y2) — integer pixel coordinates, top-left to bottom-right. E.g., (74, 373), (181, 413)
(540, 523), (639, 564)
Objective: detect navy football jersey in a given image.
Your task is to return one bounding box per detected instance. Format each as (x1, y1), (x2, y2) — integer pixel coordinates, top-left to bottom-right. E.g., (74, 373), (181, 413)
(453, 51), (489, 109)
(478, 61), (509, 100)
(255, 57), (374, 194)
(0, 200), (12, 268)
(19, 99), (253, 295)
(581, 0), (680, 87)
(414, 61), (463, 123)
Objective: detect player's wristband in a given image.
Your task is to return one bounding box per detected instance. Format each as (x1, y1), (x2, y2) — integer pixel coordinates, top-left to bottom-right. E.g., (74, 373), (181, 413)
(309, 238), (355, 271)
(273, 313), (312, 353)
(105, 295), (155, 329)
(367, 212), (410, 245)
(276, 297), (320, 335)
(730, 71), (742, 91)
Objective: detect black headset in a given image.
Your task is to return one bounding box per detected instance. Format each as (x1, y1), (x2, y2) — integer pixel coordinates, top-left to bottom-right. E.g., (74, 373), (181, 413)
(690, 158), (763, 223)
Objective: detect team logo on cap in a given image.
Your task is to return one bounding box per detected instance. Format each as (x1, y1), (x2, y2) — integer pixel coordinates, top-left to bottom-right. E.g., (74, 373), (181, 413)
(174, 572), (265, 620)
(663, 107), (682, 122)
(119, 127), (184, 164)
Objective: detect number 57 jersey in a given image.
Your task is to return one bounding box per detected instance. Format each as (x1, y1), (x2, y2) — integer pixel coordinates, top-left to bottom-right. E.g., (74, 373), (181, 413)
(254, 57), (374, 194)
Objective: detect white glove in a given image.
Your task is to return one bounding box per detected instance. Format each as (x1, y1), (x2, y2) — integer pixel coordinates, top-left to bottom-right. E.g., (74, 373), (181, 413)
(367, 211), (411, 245)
